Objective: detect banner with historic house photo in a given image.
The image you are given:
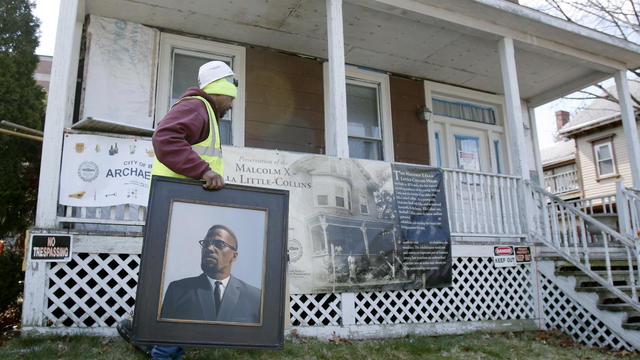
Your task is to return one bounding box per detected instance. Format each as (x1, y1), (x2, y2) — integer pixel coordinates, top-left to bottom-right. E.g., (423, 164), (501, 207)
(59, 138), (451, 293)
(223, 147), (452, 294)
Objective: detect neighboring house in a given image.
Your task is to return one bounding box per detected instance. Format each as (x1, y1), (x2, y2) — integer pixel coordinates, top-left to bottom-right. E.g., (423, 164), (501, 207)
(541, 111), (580, 200)
(23, 0), (640, 350)
(541, 138), (579, 200)
(557, 82), (640, 202)
(34, 55), (52, 94)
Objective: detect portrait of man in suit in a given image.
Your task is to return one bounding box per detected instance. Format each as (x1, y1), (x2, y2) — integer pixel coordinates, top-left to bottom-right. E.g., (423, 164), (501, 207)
(160, 224), (262, 324)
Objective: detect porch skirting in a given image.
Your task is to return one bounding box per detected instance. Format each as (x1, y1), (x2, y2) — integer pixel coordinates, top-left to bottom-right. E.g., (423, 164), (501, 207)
(20, 239), (631, 351)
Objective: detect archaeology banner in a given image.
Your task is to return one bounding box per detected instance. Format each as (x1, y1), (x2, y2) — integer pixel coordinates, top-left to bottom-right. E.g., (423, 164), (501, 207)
(59, 134), (155, 207)
(223, 147), (452, 293)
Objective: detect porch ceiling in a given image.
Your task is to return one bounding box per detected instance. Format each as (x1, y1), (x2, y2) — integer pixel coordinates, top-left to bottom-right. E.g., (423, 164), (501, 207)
(84, 0), (640, 106)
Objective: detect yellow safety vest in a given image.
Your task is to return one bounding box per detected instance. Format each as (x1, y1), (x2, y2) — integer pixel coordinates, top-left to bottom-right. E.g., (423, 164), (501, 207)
(151, 96), (224, 179)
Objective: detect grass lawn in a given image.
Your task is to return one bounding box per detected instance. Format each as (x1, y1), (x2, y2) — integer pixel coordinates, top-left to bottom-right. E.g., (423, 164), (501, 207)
(0, 330), (638, 359)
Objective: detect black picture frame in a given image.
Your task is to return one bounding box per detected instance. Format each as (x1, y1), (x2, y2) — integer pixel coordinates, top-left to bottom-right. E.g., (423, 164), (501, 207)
(132, 176), (289, 349)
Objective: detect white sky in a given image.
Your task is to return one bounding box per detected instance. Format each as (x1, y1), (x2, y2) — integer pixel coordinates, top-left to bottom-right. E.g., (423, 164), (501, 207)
(34, 0), (59, 57)
(30, 0), (620, 151)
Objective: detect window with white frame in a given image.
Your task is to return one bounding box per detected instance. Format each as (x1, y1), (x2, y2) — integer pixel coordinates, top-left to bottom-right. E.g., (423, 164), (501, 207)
(346, 81), (383, 160)
(593, 139), (617, 178)
(156, 33), (245, 146)
(313, 177), (352, 210)
(336, 186), (345, 208)
(317, 195), (329, 206)
(323, 65), (394, 161)
(359, 193), (369, 215)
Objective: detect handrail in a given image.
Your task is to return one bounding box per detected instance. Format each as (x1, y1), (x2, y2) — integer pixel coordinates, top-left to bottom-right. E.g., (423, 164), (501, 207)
(529, 181), (640, 313)
(56, 204), (146, 229)
(544, 169), (577, 179)
(441, 167), (520, 179)
(617, 182), (640, 241)
(532, 183), (631, 247)
(567, 194), (616, 216)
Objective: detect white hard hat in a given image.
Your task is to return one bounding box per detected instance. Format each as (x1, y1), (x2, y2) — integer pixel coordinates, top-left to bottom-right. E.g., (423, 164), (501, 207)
(198, 61), (234, 88)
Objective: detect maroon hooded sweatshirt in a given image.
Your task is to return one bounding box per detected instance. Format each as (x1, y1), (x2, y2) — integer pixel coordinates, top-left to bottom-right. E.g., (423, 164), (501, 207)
(152, 87), (222, 179)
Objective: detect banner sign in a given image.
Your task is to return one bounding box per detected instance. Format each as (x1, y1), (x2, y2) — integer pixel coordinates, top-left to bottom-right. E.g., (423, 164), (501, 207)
(493, 246), (516, 268)
(29, 234), (73, 262)
(58, 141), (451, 293)
(391, 164), (451, 287)
(59, 134), (154, 207)
(223, 147), (451, 293)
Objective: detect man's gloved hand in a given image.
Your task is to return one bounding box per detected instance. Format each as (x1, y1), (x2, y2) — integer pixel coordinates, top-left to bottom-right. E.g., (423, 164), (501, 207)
(202, 170), (224, 190)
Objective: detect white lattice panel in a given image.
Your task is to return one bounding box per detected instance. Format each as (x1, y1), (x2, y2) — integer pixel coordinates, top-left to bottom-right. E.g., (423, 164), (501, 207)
(290, 293), (342, 326)
(45, 253), (139, 327)
(540, 273), (634, 351)
(43, 254), (533, 331)
(354, 257), (535, 324)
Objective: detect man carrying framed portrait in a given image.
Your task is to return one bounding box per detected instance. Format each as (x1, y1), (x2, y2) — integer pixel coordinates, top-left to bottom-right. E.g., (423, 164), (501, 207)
(118, 60), (238, 360)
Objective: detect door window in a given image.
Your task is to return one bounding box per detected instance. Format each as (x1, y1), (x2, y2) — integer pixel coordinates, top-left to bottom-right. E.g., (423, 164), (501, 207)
(455, 136), (480, 171)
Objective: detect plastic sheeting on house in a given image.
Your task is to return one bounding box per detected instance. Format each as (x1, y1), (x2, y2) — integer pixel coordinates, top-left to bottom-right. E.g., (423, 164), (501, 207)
(79, 15), (159, 132)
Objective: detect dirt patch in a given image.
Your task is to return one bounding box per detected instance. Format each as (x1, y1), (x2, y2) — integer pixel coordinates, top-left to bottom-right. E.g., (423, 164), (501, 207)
(0, 302), (21, 346)
(538, 329), (638, 358)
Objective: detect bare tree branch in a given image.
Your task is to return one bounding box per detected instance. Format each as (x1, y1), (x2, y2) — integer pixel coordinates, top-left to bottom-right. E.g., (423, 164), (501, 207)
(544, 0), (575, 21)
(521, 0), (640, 109)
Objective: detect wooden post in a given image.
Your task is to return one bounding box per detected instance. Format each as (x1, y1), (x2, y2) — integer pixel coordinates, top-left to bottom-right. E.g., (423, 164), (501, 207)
(527, 107), (545, 188)
(341, 292), (356, 325)
(498, 37), (533, 237)
(616, 181), (632, 237)
(614, 70), (640, 189)
(325, 0), (349, 158)
(35, 0), (85, 228)
(22, 261), (48, 327)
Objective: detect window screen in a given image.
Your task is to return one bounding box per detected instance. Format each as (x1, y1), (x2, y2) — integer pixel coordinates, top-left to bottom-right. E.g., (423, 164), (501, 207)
(433, 97), (496, 125)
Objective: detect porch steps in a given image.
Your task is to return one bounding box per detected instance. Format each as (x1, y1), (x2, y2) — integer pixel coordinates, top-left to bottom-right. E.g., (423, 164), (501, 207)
(537, 256), (640, 350)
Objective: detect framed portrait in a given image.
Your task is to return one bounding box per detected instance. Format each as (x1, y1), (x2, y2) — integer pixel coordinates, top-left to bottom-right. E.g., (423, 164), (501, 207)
(132, 176), (289, 349)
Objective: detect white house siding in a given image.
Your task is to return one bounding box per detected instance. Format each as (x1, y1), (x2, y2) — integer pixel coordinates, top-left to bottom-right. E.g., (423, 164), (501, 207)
(576, 124), (638, 199)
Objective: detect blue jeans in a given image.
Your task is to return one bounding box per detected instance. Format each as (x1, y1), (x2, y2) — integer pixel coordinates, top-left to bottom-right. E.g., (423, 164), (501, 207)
(151, 345), (185, 360)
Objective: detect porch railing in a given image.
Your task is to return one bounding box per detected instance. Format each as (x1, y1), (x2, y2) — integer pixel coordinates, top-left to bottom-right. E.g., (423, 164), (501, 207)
(56, 204), (146, 232)
(567, 194), (617, 217)
(544, 170), (580, 194)
(443, 168), (525, 239)
(616, 182), (640, 241)
(530, 182), (640, 313)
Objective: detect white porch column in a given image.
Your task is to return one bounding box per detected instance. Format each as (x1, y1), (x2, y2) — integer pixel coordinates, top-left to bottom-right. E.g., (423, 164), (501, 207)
(35, 0), (85, 228)
(527, 106), (545, 186)
(325, 0), (349, 157)
(498, 37), (533, 234)
(23, 0), (84, 330)
(614, 70), (640, 189)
